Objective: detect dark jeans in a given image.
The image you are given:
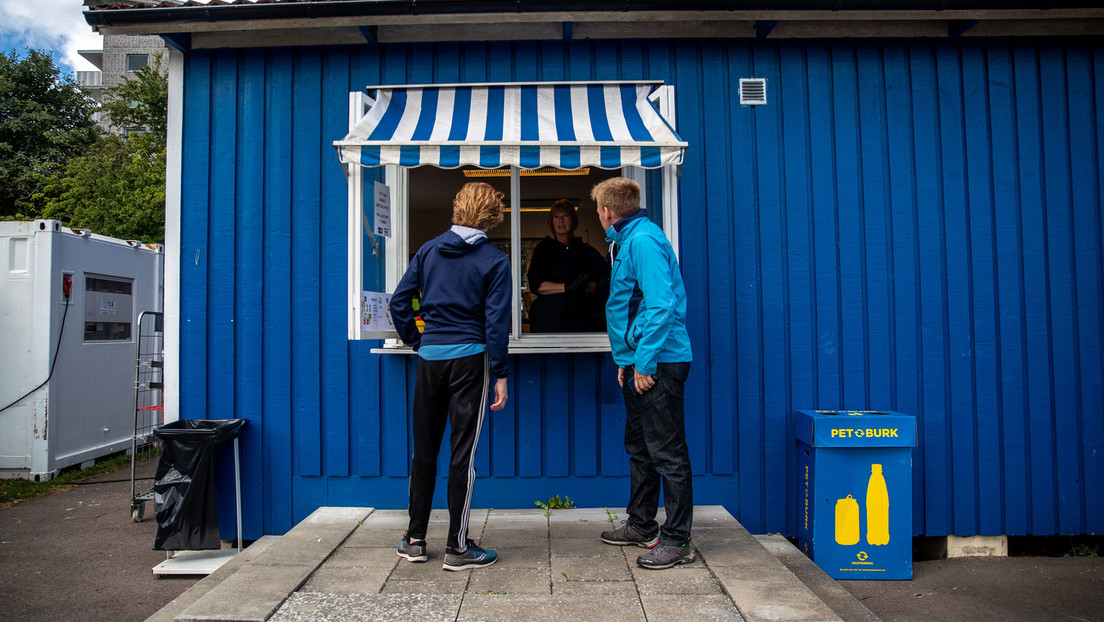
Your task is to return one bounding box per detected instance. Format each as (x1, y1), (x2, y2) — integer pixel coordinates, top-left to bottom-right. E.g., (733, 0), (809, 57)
(622, 361), (693, 545)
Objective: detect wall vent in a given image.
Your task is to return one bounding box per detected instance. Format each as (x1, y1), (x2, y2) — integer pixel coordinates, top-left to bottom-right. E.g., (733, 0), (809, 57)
(740, 78), (767, 106)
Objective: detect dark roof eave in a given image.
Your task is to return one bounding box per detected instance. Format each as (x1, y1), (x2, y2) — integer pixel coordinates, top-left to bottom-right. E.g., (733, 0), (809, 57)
(83, 0), (1104, 29)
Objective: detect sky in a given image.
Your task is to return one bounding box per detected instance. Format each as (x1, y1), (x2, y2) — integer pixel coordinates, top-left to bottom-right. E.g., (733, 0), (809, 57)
(0, 0), (105, 74)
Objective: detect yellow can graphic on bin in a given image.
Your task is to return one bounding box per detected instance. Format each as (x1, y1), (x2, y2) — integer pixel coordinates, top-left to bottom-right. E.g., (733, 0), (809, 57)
(834, 495), (860, 545)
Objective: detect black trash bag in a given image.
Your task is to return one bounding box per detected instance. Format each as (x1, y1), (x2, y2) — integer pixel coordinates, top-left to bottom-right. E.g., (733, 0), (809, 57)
(151, 419), (246, 551)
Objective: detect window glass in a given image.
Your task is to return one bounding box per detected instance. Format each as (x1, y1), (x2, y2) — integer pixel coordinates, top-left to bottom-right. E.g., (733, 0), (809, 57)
(406, 166), (514, 323)
(126, 54), (148, 72)
(518, 168), (617, 335)
(83, 275), (133, 342)
(352, 166), (677, 350)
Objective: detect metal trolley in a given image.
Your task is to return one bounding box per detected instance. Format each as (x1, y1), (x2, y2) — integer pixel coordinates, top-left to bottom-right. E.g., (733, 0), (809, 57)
(129, 311), (164, 522)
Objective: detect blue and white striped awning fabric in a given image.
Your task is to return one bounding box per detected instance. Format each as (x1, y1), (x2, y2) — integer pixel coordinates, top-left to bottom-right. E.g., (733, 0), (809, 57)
(335, 81), (687, 170)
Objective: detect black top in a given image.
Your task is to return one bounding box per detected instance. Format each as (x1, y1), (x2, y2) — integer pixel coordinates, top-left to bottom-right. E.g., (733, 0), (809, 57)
(526, 235), (610, 333)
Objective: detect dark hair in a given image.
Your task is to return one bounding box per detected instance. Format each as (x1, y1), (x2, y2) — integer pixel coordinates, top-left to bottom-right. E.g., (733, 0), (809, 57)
(546, 199), (579, 234)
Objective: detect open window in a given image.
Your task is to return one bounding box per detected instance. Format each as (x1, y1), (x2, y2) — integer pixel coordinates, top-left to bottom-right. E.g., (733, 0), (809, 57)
(337, 82), (685, 353)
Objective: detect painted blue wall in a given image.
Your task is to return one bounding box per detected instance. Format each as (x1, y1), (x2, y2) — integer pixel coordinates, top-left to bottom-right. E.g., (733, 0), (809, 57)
(178, 37), (1104, 540)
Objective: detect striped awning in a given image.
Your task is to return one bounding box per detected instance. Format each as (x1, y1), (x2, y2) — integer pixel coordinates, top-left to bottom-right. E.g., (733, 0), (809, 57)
(335, 81), (687, 170)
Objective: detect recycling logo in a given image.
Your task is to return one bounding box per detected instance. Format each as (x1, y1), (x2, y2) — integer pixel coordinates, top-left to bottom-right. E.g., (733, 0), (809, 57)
(856, 551), (868, 561)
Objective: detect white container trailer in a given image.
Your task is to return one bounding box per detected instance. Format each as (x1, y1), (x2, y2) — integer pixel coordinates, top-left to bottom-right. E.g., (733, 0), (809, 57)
(0, 220), (163, 480)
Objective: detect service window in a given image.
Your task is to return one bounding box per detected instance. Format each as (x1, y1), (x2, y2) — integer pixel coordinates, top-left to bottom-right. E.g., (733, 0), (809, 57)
(340, 82), (684, 353)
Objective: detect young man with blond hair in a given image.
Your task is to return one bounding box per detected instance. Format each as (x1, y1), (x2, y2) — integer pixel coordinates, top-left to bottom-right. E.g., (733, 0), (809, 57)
(592, 176), (695, 570)
(389, 182), (511, 571)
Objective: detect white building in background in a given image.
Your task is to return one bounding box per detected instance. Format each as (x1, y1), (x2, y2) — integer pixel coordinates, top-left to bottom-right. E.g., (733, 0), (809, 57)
(77, 34), (165, 132)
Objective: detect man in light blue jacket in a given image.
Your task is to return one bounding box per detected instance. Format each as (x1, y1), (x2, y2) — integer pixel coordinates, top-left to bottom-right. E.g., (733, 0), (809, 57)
(591, 177), (695, 570)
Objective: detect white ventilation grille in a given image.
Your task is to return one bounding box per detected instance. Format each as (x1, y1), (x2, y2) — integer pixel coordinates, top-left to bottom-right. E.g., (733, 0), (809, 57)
(740, 78), (767, 106)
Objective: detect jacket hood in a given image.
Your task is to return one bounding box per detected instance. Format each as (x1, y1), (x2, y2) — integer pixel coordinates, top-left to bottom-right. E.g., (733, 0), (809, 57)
(439, 229), (486, 257)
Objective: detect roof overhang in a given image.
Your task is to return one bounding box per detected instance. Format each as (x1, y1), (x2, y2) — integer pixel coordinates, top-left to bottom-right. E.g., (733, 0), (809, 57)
(84, 2), (1104, 45)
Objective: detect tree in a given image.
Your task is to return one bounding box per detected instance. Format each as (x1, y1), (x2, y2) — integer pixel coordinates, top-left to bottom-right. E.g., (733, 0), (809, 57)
(0, 49), (99, 219)
(44, 132), (165, 242)
(100, 52), (167, 146)
(44, 53), (168, 242)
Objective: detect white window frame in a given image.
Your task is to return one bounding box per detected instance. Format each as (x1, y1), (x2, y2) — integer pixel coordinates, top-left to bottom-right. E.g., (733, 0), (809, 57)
(346, 85), (682, 354)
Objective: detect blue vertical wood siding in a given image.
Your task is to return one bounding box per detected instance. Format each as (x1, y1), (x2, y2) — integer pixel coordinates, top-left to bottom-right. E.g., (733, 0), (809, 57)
(178, 38), (1104, 539)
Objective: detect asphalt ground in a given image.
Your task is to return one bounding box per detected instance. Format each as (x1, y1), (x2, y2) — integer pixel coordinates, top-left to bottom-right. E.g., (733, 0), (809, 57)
(0, 457), (1101, 622)
(0, 458), (199, 622)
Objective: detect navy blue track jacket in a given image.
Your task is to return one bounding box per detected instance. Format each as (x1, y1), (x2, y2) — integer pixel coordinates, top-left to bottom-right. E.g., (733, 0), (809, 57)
(389, 229), (512, 379)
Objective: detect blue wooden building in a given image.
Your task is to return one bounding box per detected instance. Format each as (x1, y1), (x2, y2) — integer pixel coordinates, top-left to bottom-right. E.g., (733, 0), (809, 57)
(85, 1), (1104, 541)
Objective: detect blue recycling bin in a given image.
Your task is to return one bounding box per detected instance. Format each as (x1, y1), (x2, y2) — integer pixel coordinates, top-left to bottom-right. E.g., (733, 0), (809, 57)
(795, 410), (916, 580)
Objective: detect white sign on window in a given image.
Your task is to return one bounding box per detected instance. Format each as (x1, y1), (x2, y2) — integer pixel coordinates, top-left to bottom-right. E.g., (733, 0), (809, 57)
(374, 181), (391, 238)
(361, 291), (397, 338)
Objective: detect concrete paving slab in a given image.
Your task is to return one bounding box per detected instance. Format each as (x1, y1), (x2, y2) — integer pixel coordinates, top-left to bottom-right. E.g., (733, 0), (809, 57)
(694, 529), (786, 568)
(300, 566), (392, 594)
(547, 507), (616, 523)
(551, 537), (627, 557)
(269, 592), (462, 622)
(152, 506), (875, 622)
(251, 507), (372, 567)
(144, 536), (279, 622)
(693, 505), (741, 527)
(478, 528), (549, 548)
(755, 535), (881, 622)
(343, 527), (406, 548)
(456, 594), (647, 622)
(711, 566), (843, 622)
(467, 567), (552, 595)
(639, 594), (746, 622)
(629, 562), (725, 595)
(390, 557), (451, 579)
(551, 579), (638, 597)
(484, 511), (549, 529)
(482, 546), (550, 569)
(322, 546), (398, 568)
(175, 564), (315, 622)
(381, 578), (469, 594)
(552, 555), (632, 582)
(358, 511), (410, 528)
(550, 520), (611, 540)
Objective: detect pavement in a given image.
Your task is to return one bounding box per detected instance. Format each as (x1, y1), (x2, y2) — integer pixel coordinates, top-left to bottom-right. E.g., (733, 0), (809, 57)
(1, 458), (1101, 622)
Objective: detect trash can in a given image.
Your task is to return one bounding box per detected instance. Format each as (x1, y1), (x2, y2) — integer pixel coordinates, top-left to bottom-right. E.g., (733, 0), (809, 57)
(795, 410), (916, 580)
(151, 419), (246, 551)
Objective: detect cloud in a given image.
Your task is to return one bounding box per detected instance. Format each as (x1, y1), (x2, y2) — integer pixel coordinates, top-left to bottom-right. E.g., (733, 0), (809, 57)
(0, 0), (103, 71)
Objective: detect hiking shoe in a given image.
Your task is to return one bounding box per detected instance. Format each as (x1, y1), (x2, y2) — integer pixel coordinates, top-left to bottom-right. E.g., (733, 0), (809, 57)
(636, 542), (696, 570)
(397, 535), (428, 562)
(601, 520), (659, 548)
(442, 540), (497, 571)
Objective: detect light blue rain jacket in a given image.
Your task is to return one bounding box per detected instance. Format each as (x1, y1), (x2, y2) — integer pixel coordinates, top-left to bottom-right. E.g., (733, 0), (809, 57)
(604, 210), (692, 375)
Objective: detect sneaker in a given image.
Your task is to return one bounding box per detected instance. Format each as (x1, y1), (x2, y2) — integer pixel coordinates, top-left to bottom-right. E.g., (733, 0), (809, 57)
(600, 520), (659, 548)
(442, 540), (497, 571)
(397, 535), (428, 562)
(636, 542), (696, 570)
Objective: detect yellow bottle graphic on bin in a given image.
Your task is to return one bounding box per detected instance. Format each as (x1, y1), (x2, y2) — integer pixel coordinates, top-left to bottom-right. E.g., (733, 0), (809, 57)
(834, 495), (860, 545)
(866, 463), (890, 545)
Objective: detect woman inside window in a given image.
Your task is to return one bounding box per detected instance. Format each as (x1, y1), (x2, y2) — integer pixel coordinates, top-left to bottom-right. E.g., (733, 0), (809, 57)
(526, 199), (609, 333)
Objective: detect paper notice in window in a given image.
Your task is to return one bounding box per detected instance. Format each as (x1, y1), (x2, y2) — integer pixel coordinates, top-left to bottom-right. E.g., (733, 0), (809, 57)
(361, 291), (397, 338)
(374, 181), (391, 238)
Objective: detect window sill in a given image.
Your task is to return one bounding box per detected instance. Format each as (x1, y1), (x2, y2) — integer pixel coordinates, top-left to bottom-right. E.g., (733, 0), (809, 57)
(369, 334), (611, 355)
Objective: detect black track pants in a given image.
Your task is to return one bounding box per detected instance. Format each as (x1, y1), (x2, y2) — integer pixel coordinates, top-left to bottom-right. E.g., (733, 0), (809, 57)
(406, 352), (490, 550)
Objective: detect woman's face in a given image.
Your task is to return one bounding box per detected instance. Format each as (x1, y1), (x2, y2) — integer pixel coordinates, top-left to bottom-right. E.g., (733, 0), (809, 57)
(551, 210), (573, 237)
